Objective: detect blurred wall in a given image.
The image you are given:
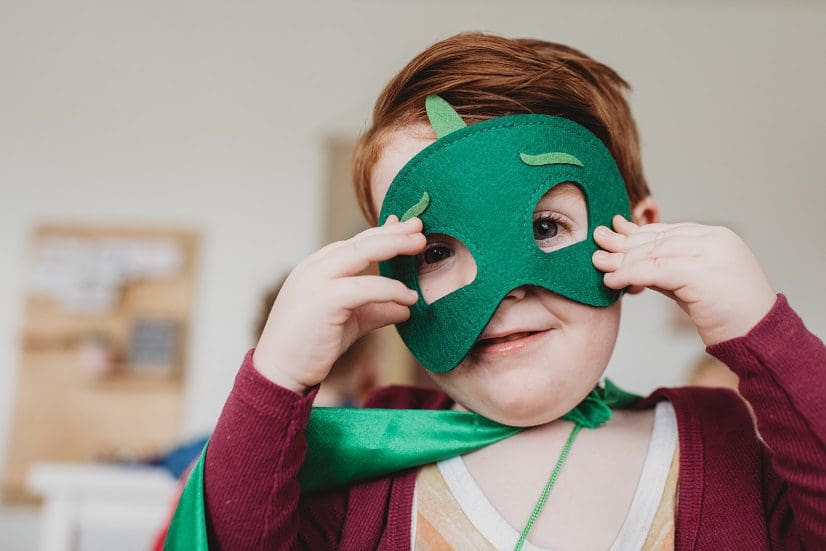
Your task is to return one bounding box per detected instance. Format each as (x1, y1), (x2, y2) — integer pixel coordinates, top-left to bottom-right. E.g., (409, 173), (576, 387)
(1, 0), (824, 472)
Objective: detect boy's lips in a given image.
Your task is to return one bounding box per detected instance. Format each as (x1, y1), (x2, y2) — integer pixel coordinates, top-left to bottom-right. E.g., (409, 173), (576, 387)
(471, 328), (554, 355)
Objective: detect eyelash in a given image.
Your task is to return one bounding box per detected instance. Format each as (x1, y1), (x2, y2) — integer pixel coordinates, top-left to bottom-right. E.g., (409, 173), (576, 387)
(532, 211), (573, 243)
(416, 211), (573, 272)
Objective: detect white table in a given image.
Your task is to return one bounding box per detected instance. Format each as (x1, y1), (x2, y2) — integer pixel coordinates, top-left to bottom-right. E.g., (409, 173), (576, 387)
(27, 462), (178, 551)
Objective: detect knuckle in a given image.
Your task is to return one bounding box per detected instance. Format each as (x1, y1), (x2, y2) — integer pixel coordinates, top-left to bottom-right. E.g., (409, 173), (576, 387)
(356, 224), (379, 236)
(712, 226), (741, 250)
(355, 225), (383, 240)
(318, 239), (345, 255)
(310, 241), (344, 266)
(345, 237), (364, 258)
(713, 224), (735, 239)
(644, 231), (666, 259)
(653, 230), (668, 248)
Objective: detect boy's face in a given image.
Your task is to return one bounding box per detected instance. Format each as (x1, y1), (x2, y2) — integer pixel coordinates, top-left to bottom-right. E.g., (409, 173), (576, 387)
(370, 122), (622, 427)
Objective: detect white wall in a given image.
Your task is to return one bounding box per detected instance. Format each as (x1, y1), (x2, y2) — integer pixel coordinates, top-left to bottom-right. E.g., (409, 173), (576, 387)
(1, 1), (824, 499)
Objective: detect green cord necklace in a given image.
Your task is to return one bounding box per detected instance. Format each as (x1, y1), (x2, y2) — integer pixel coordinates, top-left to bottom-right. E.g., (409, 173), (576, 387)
(514, 422), (584, 551)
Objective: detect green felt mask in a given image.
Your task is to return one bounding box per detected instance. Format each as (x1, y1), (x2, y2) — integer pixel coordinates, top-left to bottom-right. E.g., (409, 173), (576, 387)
(378, 95), (631, 373)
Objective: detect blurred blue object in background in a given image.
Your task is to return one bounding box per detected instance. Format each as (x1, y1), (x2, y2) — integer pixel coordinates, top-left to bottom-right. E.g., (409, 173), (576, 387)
(137, 436), (210, 479)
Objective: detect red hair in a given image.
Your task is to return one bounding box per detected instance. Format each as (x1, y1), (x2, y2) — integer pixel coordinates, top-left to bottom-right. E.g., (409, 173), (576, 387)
(352, 32), (649, 226)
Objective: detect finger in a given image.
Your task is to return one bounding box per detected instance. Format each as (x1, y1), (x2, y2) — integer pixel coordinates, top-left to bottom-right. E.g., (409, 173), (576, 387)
(592, 225), (628, 253)
(627, 234), (703, 266)
(322, 231), (426, 278)
(602, 256), (698, 291)
(312, 217), (422, 264)
(358, 214), (421, 237)
(355, 301), (413, 333)
(315, 216), (422, 258)
(355, 214), (422, 239)
(611, 214), (639, 235)
(610, 215), (707, 237)
(594, 234), (704, 273)
(333, 275), (419, 310)
(594, 223), (708, 253)
(592, 249), (623, 272)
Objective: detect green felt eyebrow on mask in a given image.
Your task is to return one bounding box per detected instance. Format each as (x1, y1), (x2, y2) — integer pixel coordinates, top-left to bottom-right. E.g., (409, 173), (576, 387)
(378, 95), (631, 373)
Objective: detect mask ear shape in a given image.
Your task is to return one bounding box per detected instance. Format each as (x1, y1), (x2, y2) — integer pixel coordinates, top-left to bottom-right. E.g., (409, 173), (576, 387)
(425, 95), (467, 139)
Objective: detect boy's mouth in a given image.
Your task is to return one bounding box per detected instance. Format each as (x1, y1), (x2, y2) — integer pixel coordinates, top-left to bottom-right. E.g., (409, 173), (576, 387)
(477, 331), (537, 345)
(472, 329), (553, 355)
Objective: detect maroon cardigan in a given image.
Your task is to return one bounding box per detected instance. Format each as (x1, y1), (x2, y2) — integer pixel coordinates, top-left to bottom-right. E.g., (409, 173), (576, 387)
(199, 293), (826, 550)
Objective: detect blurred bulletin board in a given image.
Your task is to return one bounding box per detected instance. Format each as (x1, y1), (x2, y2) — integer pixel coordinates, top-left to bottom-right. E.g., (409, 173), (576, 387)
(2, 224), (198, 503)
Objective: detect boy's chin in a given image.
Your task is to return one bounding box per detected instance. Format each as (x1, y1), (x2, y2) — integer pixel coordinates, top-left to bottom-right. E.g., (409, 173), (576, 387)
(480, 398), (578, 427)
(484, 409), (565, 428)
(448, 379), (588, 427)
(435, 360), (605, 427)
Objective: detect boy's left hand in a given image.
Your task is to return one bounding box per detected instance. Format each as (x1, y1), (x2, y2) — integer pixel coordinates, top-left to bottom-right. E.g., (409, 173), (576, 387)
(591, 214), (777, 347)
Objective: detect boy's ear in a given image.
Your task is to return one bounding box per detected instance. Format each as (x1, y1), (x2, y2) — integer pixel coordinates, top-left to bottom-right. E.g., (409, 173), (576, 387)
(631, 195), (660, 225)
(425, 95), (467, 139)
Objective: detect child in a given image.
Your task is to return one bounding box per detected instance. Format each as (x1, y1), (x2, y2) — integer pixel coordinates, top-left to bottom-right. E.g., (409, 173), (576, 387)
(167, 33), (826, 549)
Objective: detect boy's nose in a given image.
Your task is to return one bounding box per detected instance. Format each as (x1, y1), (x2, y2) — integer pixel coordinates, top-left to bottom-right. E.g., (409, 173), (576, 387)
(504, 285), (528, 301)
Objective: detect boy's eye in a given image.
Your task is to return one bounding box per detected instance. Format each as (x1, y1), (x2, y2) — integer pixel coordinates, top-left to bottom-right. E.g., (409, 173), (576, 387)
(533, 216), (560, 240)
(422, 245), (453, 264)
(532, 210), (580, 253)
(417, 243), (453, 272)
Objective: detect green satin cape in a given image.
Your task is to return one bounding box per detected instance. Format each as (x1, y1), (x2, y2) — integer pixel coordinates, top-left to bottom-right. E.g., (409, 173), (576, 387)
(164, 379), (640, 549)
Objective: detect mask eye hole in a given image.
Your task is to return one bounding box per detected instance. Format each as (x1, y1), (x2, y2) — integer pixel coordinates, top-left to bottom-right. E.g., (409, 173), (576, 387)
(531, 182), (588, 253)
(416, 233), (477, 304)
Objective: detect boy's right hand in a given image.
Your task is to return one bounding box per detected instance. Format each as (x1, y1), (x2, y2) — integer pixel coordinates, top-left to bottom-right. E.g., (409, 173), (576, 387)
(252, 215), (425, 393)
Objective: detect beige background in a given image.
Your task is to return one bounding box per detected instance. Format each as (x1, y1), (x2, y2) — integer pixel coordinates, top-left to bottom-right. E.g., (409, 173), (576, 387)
(0, 1), (824, 547)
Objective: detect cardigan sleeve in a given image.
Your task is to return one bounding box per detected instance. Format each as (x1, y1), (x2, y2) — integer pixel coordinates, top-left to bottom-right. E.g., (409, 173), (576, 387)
(706, 293), (826, 548)
(201, 348), (345, 550)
